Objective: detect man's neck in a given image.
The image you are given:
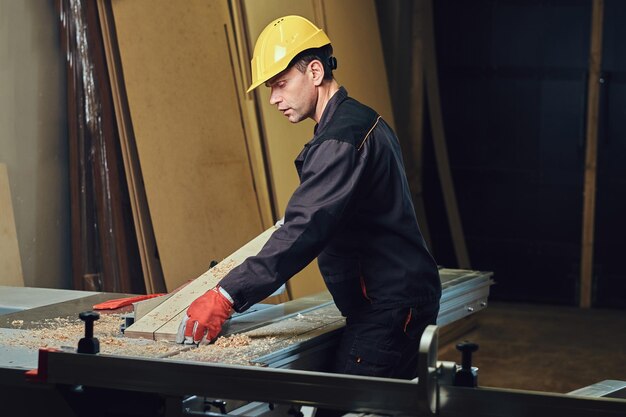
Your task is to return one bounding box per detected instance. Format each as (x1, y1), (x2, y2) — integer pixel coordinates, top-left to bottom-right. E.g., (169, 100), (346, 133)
(312, 79), (340, 123)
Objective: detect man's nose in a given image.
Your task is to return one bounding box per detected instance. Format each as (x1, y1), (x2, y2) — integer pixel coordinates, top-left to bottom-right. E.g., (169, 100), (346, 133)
(269, 88), (280, 105)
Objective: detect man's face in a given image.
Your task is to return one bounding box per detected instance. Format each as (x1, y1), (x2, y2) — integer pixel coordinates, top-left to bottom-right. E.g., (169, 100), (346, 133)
(266, 64), (317, 123)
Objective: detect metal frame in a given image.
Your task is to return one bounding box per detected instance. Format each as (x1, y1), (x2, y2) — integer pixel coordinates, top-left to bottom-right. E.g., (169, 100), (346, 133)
(38, 349), (422, 415)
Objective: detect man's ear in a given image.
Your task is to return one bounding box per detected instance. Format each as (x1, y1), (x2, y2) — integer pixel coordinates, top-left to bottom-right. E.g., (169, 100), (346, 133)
(309, 60), (325, 86)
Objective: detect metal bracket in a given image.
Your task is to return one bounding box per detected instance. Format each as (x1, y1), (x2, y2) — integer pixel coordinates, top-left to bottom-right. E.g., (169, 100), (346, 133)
(417, 324), (439, 415)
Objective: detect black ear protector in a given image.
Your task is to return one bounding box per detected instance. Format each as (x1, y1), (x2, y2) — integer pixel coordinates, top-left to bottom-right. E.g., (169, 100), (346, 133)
(328, 56), (338, 70)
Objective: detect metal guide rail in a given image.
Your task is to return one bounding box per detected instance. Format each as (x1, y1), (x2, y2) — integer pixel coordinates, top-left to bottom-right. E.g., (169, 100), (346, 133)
(3, 326), (626, 417)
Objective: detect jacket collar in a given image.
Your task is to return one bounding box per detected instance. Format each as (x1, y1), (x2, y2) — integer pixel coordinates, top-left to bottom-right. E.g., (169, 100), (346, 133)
(313, 86), (348, 136)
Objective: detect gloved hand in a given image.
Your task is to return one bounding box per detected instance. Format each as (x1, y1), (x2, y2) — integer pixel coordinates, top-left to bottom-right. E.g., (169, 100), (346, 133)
(176, 286), (233, 345)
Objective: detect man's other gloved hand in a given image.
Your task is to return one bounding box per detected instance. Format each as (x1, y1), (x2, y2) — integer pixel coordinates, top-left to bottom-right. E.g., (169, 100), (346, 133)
(176, 286), (233, 345)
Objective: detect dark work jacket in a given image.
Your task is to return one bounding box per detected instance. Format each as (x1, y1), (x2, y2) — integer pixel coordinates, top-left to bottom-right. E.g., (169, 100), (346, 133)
(220, 87), (441, 316)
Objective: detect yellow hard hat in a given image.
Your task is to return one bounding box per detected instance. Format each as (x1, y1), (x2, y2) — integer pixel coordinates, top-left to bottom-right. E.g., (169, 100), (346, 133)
(247, 15), (331, 93)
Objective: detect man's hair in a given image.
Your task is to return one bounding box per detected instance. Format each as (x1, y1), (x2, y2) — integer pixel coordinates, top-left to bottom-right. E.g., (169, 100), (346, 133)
(289, 44), (337, 81)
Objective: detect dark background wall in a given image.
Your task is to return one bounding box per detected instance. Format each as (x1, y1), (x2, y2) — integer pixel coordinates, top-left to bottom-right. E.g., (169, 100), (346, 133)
(421, 0), (625, 308)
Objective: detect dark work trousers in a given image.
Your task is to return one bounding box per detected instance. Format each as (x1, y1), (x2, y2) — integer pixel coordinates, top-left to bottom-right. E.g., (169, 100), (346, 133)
(333, 302), (439, 378)
(315, 303), (439, 417)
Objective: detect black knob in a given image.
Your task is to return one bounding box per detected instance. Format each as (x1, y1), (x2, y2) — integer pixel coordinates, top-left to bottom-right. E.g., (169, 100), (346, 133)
(78, 311), (100, 354)
(455, 341), (479, 387)
(457, 341), (479, 370)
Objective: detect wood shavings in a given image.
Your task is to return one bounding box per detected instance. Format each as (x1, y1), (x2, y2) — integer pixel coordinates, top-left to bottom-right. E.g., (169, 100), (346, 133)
(175, 334), (279, 366)
(179, 305), (344, 365)
(1, 313), (184, 358)
(0, 303), (345, 367)
(210, 259), (237, 280)
(214, 333), (251, 348)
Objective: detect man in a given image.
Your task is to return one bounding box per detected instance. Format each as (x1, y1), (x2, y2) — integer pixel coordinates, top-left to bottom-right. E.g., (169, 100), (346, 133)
(178, 15), (441, 380)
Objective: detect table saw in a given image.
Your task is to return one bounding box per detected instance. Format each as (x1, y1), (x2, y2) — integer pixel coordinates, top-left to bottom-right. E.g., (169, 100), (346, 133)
(1, 269), (625, 417)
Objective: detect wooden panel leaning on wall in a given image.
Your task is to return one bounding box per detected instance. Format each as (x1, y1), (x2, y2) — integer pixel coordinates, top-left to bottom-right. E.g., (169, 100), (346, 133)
(108, 0), (266, 292)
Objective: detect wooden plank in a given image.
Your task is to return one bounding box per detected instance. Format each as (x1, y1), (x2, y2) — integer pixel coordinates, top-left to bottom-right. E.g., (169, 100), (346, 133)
(580, 0), (605, 309)
(0, 164), (24, 286)
(124, 226), (277, 340)
(408, 0), (431, 248)
(109, 0), (265, 291)
(422, 0), (470, 269)
(96, 0), (166, 294)
(133, 293), (172, 323)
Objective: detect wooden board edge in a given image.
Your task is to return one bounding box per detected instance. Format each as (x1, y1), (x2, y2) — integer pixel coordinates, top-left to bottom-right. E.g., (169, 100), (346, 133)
(124, 226), (277, 339)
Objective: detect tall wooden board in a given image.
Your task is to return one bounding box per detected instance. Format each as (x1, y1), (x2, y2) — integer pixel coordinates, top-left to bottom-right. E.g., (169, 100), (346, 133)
(110, 0), (265, 291)
(580, 0), (605, 308)
(96, 0), (166, 294)
(0, 164), (24, 286)
(422, 0), (470, 269)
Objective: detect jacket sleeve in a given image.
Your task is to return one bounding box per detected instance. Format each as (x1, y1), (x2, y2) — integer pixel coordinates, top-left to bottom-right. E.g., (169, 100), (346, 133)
(219, 139), (367, 312)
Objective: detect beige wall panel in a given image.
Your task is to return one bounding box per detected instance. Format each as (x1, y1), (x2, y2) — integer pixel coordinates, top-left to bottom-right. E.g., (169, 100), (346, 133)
(0, 164), (23, 286)
(111, 0), (264, 291)
(242, 0), (318, 214)
(242, 0), (326, 298)
(227, 5), (275, 230)
(0, 1), (70, 289)
(323, 0), (396, 129)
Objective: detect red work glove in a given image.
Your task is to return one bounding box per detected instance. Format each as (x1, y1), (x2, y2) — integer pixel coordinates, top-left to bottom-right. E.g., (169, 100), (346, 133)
(176, 286), (233, 345)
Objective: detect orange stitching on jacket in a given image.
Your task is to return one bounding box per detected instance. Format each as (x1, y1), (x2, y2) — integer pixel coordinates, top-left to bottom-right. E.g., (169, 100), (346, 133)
(358, 116), (382, 151)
